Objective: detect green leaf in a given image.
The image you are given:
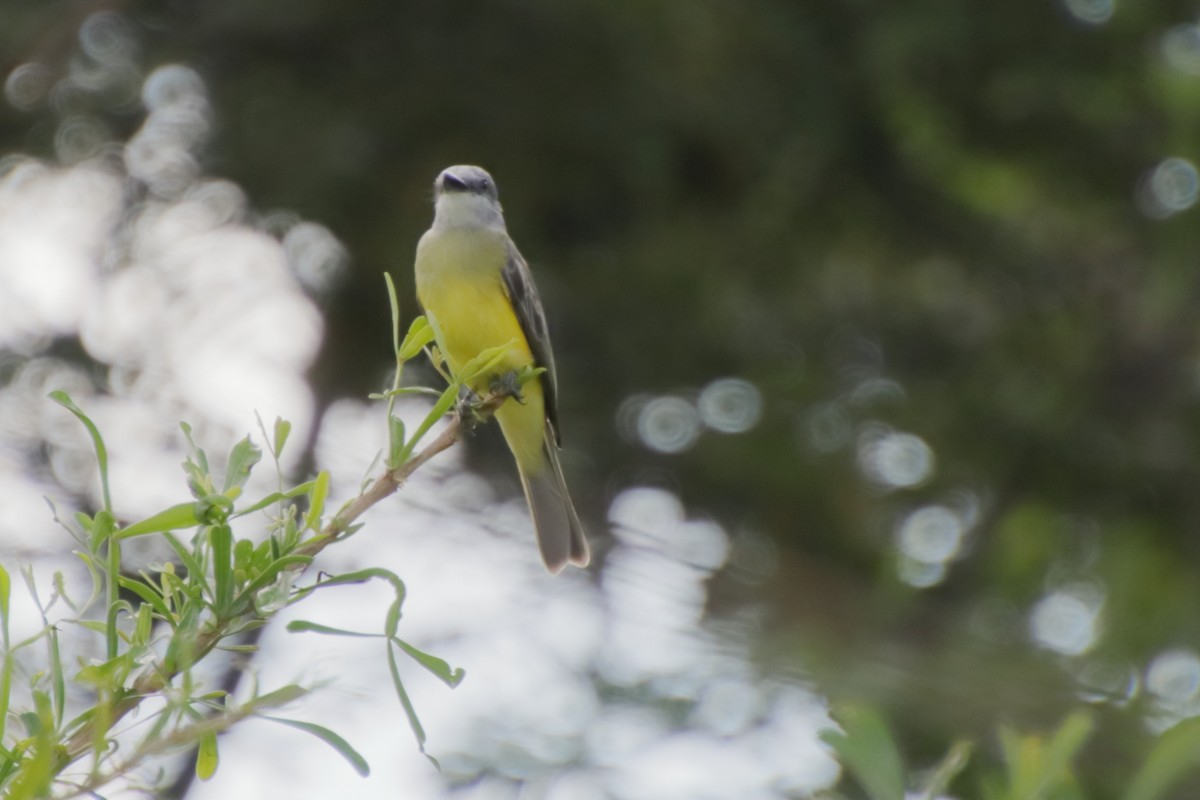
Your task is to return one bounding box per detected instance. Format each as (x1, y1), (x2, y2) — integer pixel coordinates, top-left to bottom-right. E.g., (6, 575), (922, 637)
(385, 271), (402, 354)
(116, 502), (202, 539)
(1044, 711), (1094, 782)
(999, 711), (1093, 800)
(75, 652), (134, 689)
(384, 596), (401, 639)
(394, 381), (460, 465)
(0, 562), (10, 643)
(223, 436), (262, 493)
(196, 729), (219, 780)
(89, 510), (118, 550)
(398, 315), (436, 362)
(49, 391), (112, 512)
(118, 576), (173, 624)
(318, 567), (407, 597)
(180, 422), (216, 499)
(133, 602), (153, 645)
(287, 620), (381, 638)
(457, 339), (517, 384)
(273, 417), (292, 459)
(820, 705), (906, 800)
(251, 684), (309, 710)
(195, 493), (235, 525)
(210, 525), (234, 616)
(164, 604), (201, 674)
(103, 530), (122, 660)
(0, 627), (11, 750)
(237, 555), (312, 598)
(261, 716), (370, 777)
(424, 313), (446, 364)
(387, 415), (406, 470)
(180, 421), (210, 473)
(232, 480), (317, 517)
(47, 626), (64, 729)
(918, 740), (972, 800)
(163, 531), (204, 582)
(387, 641), (435, 768)
(303, 471), (330, 532)
(1125, 716), (1200, 800)
(392, 638), (465, 688)
(372, 387), (444, 400)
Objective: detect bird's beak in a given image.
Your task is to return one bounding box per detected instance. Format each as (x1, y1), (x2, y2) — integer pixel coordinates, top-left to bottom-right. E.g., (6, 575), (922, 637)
(440, 172), (468, 192)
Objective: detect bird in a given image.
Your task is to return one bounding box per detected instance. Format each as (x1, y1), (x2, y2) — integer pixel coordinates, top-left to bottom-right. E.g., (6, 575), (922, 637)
(413, 165), (590, 573)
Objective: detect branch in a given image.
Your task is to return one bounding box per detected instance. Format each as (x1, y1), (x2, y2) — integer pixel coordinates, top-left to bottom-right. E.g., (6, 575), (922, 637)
(62, 391), (505, 763)
(299, 389), (506, 557)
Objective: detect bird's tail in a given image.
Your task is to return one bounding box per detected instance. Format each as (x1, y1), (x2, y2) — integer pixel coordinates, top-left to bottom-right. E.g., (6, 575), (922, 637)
(519, 426), (590, 573)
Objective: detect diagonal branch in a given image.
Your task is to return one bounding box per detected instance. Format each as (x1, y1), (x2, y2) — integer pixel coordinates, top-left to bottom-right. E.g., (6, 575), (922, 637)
(62, 392), (505, 763)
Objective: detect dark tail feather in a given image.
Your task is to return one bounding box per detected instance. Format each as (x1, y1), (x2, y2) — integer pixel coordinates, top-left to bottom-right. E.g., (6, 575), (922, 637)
(520, 428), (589, 573)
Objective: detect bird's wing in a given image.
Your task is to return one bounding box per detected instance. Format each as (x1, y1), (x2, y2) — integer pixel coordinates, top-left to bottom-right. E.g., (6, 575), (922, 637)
(501, 241), (561, 444)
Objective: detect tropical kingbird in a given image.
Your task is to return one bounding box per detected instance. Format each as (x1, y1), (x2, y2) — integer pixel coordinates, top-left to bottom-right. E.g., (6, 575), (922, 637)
(414, 165), (590, 573)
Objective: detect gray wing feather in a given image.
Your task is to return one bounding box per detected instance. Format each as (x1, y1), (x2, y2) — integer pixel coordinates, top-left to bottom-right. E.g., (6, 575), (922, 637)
(501, 242), (561, 444)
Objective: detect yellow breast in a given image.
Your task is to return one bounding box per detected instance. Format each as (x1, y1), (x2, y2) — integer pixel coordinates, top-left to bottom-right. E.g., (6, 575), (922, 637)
(415, 227), (536, 382)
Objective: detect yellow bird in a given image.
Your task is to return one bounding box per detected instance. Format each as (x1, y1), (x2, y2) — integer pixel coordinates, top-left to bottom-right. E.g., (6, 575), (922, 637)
(414, 165), (590, 573)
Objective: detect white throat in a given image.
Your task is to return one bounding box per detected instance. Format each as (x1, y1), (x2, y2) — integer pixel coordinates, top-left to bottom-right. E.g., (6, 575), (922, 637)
(432, 192), (506, 232)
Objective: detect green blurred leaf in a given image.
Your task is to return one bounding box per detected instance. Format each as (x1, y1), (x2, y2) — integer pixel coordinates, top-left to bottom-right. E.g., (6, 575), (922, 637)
(49, 391), (112, 512)
(162, 531), (203, 583)
(919, 740), (972, 800)
(457, 339), (517, 384)
(386, 271), (402, 354)
(133, 602), (153, 644)
(180, 421), (209, 473)
(0, 629), (11, 751)
(89, 510), (118, 550)
(251, 684), (309, 710)
(195, 493), (235, 525)
(287, 620), (380, 638)
(392, 638), (465, 689)
(398, 315), (435, 362)
(237, 555), (311, 598)
(387, 414), (406, 470)
(196, 729), (219, 780)
(119, 575), (172, 623)
(394, 382), (459, 465)
(210, 525), (234, 616)
(47, 625), (64, 729)
(163, 601), (203, 674)
(999, 711), (1093, 800)
(384, 595), (401, 639)
(820, 705), (906, 800)
(1125, 717), (1200, 800)
(223, 436), (262, 493)
(386, 640), (435, 768)
(0, 562), (9, 641)
(318, 567), (406, 597)
(1044, 711), (1095, 781)
(232, 480), (316, 517)
(303, 471), (329, 532)
(117, 502), (202, 539)
(260, 716), (370, 777)
(273, 417), (292, 459)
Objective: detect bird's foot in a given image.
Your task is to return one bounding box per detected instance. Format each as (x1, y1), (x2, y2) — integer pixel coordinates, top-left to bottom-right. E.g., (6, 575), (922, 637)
(489, 370), (526, 405)
(455, 384), (488, 432)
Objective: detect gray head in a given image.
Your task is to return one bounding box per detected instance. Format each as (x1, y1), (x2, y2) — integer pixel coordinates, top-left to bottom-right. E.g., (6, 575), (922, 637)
(431, 165), (505, 230)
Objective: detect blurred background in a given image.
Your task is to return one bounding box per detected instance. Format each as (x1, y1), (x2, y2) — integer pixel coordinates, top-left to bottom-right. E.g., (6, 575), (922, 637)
(3, 0), (1200, 796)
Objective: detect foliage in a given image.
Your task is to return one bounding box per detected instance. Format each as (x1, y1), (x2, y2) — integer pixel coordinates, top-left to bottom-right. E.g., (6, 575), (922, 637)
(0, 295), (498, 796)
(825, 706), (1200, 800)
(5, 0), (1200, 796)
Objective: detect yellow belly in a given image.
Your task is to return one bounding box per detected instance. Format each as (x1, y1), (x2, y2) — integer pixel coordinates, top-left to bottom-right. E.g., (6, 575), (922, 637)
(415, 228), (546, 472)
